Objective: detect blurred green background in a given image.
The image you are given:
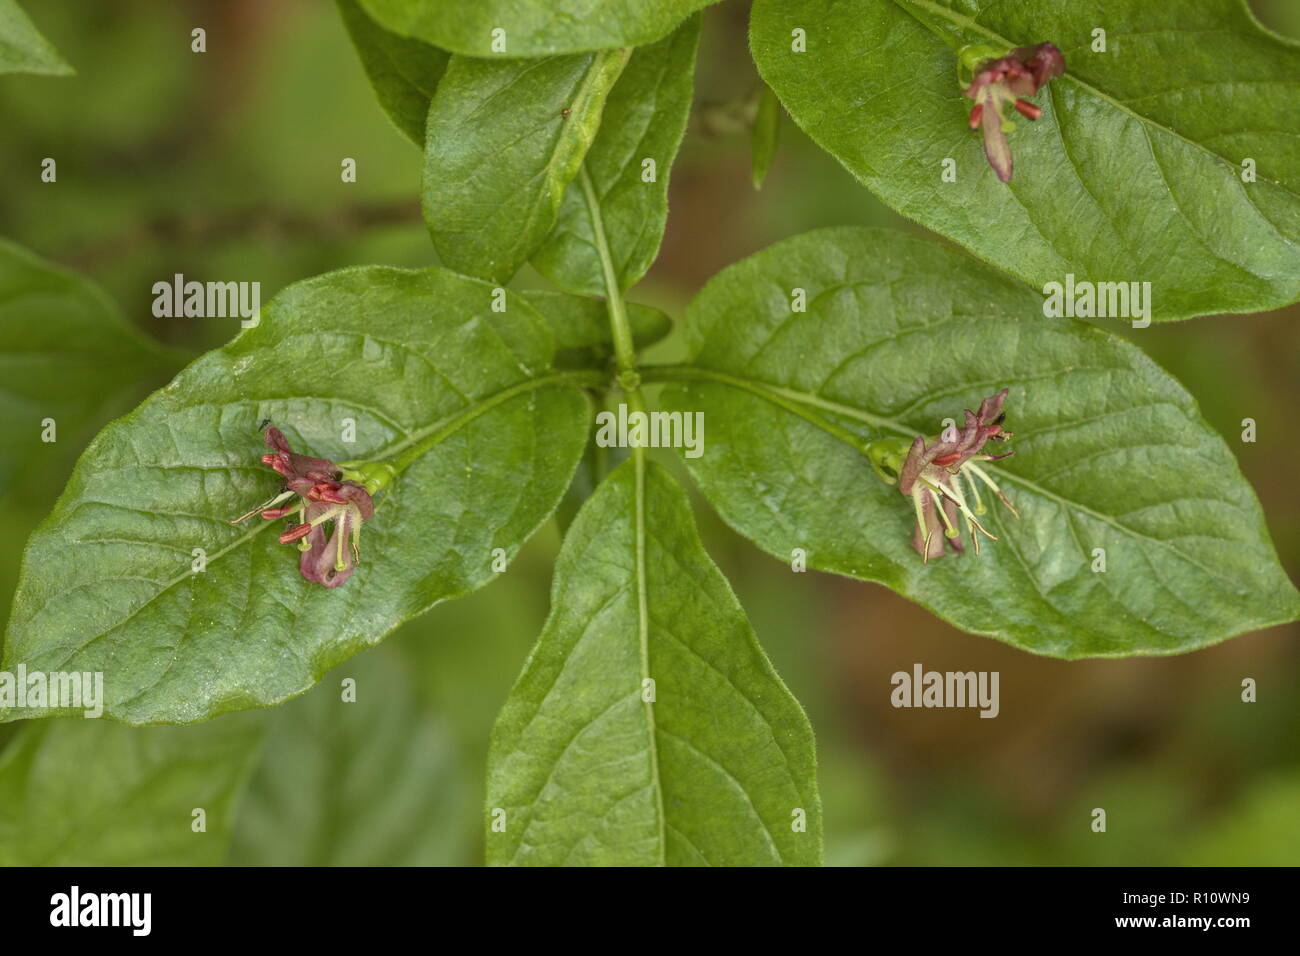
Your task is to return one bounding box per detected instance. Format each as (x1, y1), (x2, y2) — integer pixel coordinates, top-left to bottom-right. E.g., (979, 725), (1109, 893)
(1, 0), (1297, 866)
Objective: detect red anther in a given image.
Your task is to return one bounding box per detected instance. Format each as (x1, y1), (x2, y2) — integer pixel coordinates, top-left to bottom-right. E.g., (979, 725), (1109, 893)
(261, 453), (293, 477)
(279, 524), (313, 544)
(932, 452), (962, 467)
(968, 102), (984, 129)
(309, 483), (348, 504)
(1013, 98), (1041, 120)
(261, 507), (294, 519)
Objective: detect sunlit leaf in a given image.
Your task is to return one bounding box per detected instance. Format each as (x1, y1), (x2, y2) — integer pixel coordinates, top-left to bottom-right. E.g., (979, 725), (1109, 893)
(360, 0), (718, 57)
(1, 266), (593, 724)
(751, 0), (1300, 320)
(659, 227), (1300, 656)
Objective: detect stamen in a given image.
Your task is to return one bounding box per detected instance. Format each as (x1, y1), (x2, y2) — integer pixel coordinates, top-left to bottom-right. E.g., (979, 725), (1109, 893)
(279, 523), (312, 545)
(229, 489), (295, 525)
(966, 463), (1020, 518)
(997, 490), (1019, 517)
(307, 505), (344, 528)
(964, 469), (987, 514)
(1013, 98), (1041, 120)
(911, 487), (928, 533)
(334, 513), (348, 572)
(965, 510), (997, 541)
(927, 477), (998, 541)
(920, 481), (961, 539)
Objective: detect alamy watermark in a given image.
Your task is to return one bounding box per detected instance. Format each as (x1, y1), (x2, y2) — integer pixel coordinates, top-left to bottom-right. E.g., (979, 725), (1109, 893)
(152, 273), (260, 327)
(1042, 273), (1152, 328)
(0, 665), (104, 717)
(595, 403), (704, 458)
(50, 886), (150, 936)
(890, 663), (999, 718)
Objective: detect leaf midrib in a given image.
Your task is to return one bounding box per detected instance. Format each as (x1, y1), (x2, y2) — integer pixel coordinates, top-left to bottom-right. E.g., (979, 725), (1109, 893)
(649, 363), (1250, 591)
(511, 49), (629, 271)
(9, 373), (602, 670)
(578, 145), (668, 863)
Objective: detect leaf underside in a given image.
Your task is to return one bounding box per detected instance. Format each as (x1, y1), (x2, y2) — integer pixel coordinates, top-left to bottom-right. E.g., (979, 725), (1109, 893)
(337, 0), (449, 147)
(0, 239), (172, 496)
(0, 713), (263, 865)
(0, 0), (73, 76)
(229, 643), (466, 865)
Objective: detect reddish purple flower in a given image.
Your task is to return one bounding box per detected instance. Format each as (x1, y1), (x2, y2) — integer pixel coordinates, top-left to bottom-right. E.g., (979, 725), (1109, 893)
(230, 426), (374, 587)
(868, 390), (1019, 561)
(962, 42), (1065, 183)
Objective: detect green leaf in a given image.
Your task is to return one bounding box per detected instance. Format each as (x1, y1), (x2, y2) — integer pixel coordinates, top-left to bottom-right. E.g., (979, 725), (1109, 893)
(750, 0), (1300, 320)
(519, 288), (672, 367)
(0, 239), (175, 495)
(532, 17), (701, 296)
(657, 227), (1300, 657)
(751, 83), (781, 190)
(0, 0), (73, 76)
(1, 265), (595, 724)
(0, 714), (263, 865)
(487, 458), (821, 866)
(422, 49), (629, 283)
(359, 0), (719, 57)
(337, 0), (449, 147)
(228, 644), (467, 865)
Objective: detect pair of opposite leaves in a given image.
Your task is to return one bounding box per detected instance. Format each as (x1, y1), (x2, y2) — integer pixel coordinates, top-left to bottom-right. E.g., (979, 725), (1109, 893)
(3, 0), (1297, 724)
(2, 227), (1296, 728)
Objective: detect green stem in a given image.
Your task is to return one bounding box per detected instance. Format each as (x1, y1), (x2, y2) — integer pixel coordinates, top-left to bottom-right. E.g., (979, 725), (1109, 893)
(577, 164), (638, 376)
(579, 157), (664, 859)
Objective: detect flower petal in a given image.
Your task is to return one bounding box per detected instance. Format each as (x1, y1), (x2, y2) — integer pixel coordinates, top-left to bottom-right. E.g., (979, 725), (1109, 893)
(979, 102), (1013, 182)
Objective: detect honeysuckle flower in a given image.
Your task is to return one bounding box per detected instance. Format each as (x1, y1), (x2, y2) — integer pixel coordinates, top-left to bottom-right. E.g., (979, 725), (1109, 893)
(959, 42), (1065, 183)
(230, 425), (375, 588)
(867, 389), (1019, 562)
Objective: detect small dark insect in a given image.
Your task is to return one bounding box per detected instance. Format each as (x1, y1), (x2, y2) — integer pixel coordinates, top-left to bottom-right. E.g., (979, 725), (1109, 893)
(257, 418), (272, 431)
(561, 108), (570, 117)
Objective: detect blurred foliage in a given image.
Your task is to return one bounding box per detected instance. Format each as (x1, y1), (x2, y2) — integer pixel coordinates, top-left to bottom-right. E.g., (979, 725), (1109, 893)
(0, 0), (1297, 865)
